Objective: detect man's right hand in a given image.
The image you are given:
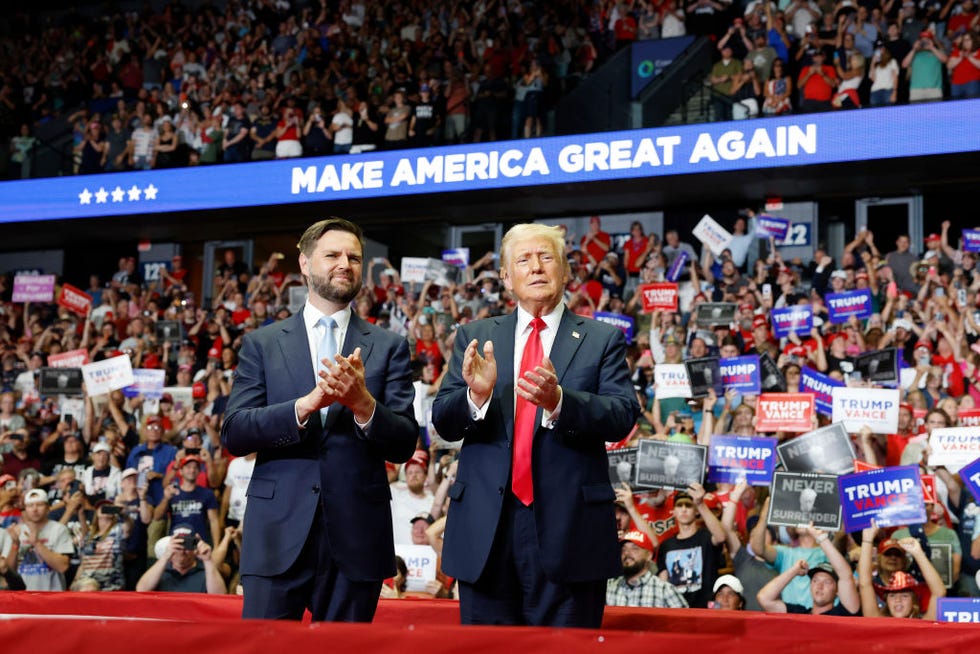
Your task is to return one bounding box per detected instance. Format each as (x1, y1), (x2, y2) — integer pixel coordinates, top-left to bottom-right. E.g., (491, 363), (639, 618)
(462, 339), (496, 408)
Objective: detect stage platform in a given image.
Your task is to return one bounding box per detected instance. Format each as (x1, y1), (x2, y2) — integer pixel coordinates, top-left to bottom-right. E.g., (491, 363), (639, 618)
(1, 592), (976, 654)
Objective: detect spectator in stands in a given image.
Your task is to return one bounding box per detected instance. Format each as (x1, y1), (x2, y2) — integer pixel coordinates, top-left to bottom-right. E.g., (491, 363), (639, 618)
(798, 48), (838, 112)
(869, 48), (900, 106)
(903, 30), (949, 102)
(713, 574), (747, 610)
(80, 441), (122, 504)
(8, 489), (74, 591)
(136, 524), (225, 594)
(657, 484), (727, 608)
(709, 45), (741, 120)
(125, 415), (178, 509)
(153, 454), (220, 546)
(128, 114), (156, 170)
(763, 59), (794, 115)
(947, 30), (980, 99)
(757, 556), (860, 616)
(390, 450), (434, 546)
(859, 526), (946, 619)
(607, 529), (689, 608)
(303, 105), (332, 157)
(330, 98), (355, 154)
(74, 499), (130, 591)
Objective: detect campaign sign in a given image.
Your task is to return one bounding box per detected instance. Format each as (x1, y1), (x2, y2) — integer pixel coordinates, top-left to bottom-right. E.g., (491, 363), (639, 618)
(800, 366), (845, 416)
(959, 457), (980, 505)
(756, 393), (814, 432)
(163, 386), (194, 412)
(692, 214), (734, 256)
(12, 274), (56, 303)
(399, 257), (429, 284)
(760, 352), (786, 392)
(962, 229), (980, 253)
(654, 364), (692, 399)
(707, 435), (777, 486)
(938, 597), (980, 623)
(958, 409), (980, 428)
(639, 282), (679, 312)
(607, 447), (638, 488)
(831, 387), (900, 434)
(47, 348), (89, 369)
(719, 355), (761, 394)
(287, 285), (308, 315)
(685, 356), (722, 398)
(931, 543), (954, 589)
(777, 423), (856, 475)
(595, 312), (635, 343)
(155, 320), (183, 344)
(755, 215), (790, 241)
(838, 465), (926, 532)
(767, 471), (842, 531)
(57, 283), (92, 316)
(81, 355), (135, 396)
(771, 305), (813, 339)
(928, 428), (980, 473)
(665, 250), (688, 282)
(696, 302), (737, 327)
(393, 544), (438, 592)
(635, 440), (707, 491)
(854, 348), (899, 385)
(123, 368), (167, 399)
(441, 247), (469, 267)
(826, 288), (874, 324)
(38, 367), (84, 397)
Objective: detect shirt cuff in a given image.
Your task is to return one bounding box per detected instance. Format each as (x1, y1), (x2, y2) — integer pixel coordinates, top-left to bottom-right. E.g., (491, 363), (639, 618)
(541, 386), (563, 428)
(295, 401), (309, 429)
(466, 389), (493, 420)
(354, 404), (376, 434)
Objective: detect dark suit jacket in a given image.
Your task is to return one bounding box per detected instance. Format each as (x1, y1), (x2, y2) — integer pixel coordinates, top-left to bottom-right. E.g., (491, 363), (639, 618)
(431, 309), (640, 584)
(221, 309), (417, 581)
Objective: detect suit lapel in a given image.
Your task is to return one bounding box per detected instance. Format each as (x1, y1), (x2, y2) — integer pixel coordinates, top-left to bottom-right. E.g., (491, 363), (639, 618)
(277, 311), (314, 400)
(493, 313), (517, 445)
(550, 310), (586, 386)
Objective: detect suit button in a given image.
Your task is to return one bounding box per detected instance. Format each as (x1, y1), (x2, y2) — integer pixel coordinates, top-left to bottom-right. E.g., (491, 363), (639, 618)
(312, 485), (320, 493)
(498, 487), (504, 495)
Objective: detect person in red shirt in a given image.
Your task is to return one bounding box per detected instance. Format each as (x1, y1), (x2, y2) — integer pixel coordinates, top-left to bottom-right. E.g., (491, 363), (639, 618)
(948, 30), (980, 99)
(798, 49), (838, 112)
(622, 221), (656, 291)
(274, 106), (303, 158)
(580, 215), (612, 271)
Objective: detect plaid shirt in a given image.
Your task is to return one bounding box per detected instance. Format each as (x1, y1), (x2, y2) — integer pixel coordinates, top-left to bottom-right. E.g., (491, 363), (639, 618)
(606, 568), (689, 608)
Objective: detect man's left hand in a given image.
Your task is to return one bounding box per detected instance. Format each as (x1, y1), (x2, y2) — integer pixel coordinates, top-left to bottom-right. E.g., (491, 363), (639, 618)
(516, 355), (561, 413)
(318, 346), (376, 421)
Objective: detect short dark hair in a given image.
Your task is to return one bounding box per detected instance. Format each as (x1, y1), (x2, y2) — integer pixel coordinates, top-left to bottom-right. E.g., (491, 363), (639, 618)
(297, 217), (364, 256)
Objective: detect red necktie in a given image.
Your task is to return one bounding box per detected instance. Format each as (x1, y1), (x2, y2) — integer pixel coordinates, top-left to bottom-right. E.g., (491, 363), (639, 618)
(512, 317), (545, 506)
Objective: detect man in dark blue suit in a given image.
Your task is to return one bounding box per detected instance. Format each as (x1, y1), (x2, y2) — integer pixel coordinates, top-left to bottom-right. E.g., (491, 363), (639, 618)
(221, 217), (417, 622)
(431, 223), (640, 628)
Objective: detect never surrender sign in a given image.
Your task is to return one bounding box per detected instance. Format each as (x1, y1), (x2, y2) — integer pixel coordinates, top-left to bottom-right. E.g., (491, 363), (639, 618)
(831, 387), (900, 434)
(719, 355), (761, 394)
(756, 392), (814, 432)
(771, 305), (813, 339)
(838, 465), (926, 532)
(638, 283), (679, 312)
(708, 435), (777, 486)
(635, 440), (707, 491)
(777, 423), (856, 475)
(767, 471), (842, 531)
(826, 288), (873, 324)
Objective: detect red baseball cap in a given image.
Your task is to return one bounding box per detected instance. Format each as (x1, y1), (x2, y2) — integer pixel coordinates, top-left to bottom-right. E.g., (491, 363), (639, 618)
(620, 529), (655, 553)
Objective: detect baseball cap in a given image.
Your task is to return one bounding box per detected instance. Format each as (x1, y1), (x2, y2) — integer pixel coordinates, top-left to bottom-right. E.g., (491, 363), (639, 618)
(91, 442), (111, 454)
(192, 381), (207, 399)
(171, 523), (194, 537)
(878, 539), (905, 556)
(830, 269), (847, 280)
(753, 315), (768, 329)
(620, 529), (655, 553)
(410, 512), (434, 525)
(892, 318), (914, 331)
(673, 491), (695, 507)
(146, 415), (164, 427)
(121, 467), (139, 481)
(160, 392), (174, 403)
(24, 488), (49, 505)
(914, 339), (933, 352)
(0, 473), (16, 488)
(713, 574), (744, 596)
(404, 449), (428, 471)
(925, 233), (940, 243)
(179, 454), (203, 468)
(808, 562), (838, 582)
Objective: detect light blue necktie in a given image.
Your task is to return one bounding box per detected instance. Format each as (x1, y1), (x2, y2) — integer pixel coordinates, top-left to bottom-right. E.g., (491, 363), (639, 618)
(317, 316), (337, 421)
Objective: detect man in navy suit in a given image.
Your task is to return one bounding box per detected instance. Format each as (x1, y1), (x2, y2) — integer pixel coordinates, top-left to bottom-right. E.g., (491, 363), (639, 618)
(221, 217), (417, 622)
(431, 223), (640, 628)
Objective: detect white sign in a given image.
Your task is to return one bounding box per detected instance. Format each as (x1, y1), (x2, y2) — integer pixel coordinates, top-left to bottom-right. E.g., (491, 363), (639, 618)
(400, 257), (429, 284)
(59, 397), (86, 428)
(287, 286), (308, 315)
(692, 214), (734, 257)
(163, 385), (195, 412)
(394, 544), (438, 592)
(831, 386), (900, 434)
(81, 355), (135, 396)
(929, 428), (980, 473)
(654, 364), (692, 399)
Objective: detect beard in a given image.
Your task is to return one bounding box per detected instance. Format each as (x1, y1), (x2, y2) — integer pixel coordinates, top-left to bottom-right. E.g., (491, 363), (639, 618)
(622, 559), (647, 578)
(308, 271), (361, 306)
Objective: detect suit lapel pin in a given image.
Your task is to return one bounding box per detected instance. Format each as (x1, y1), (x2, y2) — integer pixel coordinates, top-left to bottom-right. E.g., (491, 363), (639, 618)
(572, 331), (581, 339)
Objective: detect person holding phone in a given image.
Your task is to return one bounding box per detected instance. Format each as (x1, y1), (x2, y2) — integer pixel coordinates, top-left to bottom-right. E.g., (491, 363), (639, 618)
(73, 499), (131, 591)
(152, 455), (220, 547)
(135, 523), (225, 594)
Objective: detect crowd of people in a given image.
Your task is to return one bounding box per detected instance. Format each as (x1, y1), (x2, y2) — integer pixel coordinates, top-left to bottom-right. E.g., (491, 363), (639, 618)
(0, 209), (978, 624)
(3, 0), (978, 178)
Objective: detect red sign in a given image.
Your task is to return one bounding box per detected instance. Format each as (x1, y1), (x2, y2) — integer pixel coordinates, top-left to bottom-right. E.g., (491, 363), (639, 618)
(47, 348), (89, 368)
(755, 392), (815, 433)
(959, 409), (980, 428)
(638, 283), (678, 313)
(854, 459), (881, 472)
(57, 283), (92, 316)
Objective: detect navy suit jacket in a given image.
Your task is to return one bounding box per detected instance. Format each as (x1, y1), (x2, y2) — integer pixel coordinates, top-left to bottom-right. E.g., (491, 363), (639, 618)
(431, 309), (640, 584)
(221, 310), (417, 581)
